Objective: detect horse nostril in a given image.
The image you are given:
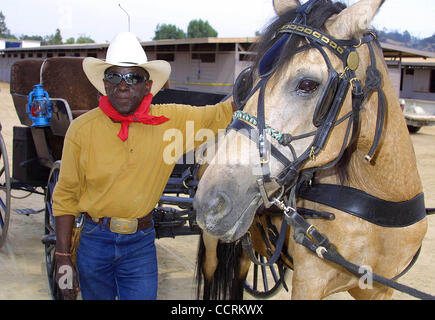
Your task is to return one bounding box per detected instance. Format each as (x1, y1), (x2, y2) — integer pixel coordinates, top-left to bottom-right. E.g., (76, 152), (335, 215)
(206, 191), (231, 217)
(195, 190), (233, 228)
(214, 193), (227, 214)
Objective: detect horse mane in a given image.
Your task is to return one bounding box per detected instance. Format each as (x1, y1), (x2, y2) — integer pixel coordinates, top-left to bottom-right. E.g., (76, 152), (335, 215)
(195, 233), (245, 300)
(252, 0), (346, 79)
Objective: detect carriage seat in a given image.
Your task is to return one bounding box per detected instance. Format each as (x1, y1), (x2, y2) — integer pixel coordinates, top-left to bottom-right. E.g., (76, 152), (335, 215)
(40, 57), (100, 119)
(10, 57), (100, 127)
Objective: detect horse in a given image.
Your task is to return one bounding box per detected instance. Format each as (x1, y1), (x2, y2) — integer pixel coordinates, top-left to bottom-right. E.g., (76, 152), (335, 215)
(193, 0), (429, 300)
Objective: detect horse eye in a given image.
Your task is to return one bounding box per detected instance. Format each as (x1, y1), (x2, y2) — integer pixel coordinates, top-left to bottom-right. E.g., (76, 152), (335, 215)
(296, 79), (319, 94)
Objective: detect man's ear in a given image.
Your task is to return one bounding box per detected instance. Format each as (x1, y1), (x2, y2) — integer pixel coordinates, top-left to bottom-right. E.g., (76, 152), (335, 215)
(103, 78), (110, 94)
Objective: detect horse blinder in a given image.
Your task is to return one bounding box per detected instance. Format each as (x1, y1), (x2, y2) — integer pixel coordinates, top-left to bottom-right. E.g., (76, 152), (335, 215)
(313, 70), (340, 127)
(233, 66), (254, 110)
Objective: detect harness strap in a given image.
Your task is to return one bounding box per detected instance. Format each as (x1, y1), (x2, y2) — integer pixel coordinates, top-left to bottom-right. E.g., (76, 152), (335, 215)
(241, 206), (334, 269)
(298, 183), (427, 227)
(391, 247), (421, 281)
(271, 200), (435, 300)
(241, 219), (288, 267)
(349, 79), (364, 146)
(257, 77), (273, 182)
(243, 183), (433, 299)
(362, 41), (387, 162)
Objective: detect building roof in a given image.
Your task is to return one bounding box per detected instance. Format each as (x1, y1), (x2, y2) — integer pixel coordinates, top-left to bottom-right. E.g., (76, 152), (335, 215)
(0, 39), (20, 42)
(386, 57), (435, 68)
(1, 36), (434, 59)
(380, 42), (435, 59)
(143, 37), (257, 46)
(0, 37), (256, 52)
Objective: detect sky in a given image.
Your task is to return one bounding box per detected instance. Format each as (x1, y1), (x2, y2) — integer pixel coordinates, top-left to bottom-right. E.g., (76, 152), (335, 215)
(1, 0), (434, 43)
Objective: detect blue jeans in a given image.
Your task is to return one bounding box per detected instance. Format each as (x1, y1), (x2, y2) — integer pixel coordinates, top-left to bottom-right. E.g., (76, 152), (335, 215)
(76, 219), (158, 300)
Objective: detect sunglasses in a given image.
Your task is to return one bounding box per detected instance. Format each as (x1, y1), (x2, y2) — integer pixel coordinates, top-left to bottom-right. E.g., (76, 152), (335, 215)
(104, 72), (147, 85)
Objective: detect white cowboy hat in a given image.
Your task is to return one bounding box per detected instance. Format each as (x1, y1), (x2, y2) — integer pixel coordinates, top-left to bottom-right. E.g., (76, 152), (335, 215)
(83, 32), (171, 96)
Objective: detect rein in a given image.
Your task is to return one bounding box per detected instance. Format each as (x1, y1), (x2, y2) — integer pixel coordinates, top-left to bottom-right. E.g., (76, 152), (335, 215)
(227, 0), (433, 300)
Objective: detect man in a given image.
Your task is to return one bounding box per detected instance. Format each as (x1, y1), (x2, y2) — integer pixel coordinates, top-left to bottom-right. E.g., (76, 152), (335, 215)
(52, 32), (235, 300)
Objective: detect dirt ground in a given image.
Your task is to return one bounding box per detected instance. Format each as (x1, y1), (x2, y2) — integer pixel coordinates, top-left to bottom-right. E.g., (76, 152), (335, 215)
(0, 81), (434, 300)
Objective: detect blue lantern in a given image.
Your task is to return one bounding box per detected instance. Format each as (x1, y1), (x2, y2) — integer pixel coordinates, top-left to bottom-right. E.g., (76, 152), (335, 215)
(26, 84), (52, 127)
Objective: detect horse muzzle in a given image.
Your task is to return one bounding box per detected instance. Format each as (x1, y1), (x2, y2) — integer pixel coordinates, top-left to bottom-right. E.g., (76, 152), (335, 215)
(194, 185), (261, 243)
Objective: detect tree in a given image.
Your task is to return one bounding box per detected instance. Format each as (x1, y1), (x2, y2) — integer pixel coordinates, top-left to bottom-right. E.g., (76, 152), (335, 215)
(20, 35), (43, 41)
(0, 11), (15, 39)
(52, 28), (63, 44)
(153, 24), (186, 40)
(0, 11), (8, 36)
(42, 28), (63, 45)
(187, 19), (218, 38)
(76, 34), (95, 43)
(65, 37), (75, 44)
(402, 30), (411, 43)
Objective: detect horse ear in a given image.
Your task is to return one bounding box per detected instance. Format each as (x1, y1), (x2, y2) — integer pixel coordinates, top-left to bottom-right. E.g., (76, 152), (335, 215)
(325, 0), (385, 38)
(273, 0), (301, 16)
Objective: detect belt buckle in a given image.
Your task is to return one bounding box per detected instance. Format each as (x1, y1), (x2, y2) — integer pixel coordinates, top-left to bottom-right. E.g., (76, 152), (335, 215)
(110, 218), (138, 234)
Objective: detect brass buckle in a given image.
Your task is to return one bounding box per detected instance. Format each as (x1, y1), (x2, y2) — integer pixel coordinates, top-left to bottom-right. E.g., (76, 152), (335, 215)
(306, 225), (316, 242)
(353, 38), (362, 48)
(310, 146), (317, 161)
(110, 218), (138, 234)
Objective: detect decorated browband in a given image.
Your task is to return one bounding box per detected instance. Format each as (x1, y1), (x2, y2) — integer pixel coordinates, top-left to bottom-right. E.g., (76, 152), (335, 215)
(276, 23), (371, 74)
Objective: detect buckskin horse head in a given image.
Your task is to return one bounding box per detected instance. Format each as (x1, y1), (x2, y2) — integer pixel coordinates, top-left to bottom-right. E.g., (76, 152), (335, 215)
(194, 0), (428, 299)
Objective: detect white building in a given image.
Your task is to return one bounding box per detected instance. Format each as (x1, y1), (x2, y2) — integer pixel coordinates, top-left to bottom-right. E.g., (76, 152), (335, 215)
(0, 39), (40, 50)
(383, 42), (435, 101)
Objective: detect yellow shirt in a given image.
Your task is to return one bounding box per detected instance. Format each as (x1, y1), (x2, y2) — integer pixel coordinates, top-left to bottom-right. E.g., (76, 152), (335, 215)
(52, 100), (233, 219)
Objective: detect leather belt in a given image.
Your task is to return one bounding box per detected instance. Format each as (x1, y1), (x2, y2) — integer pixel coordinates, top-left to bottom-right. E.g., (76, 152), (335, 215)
(84, 212), (153, 234)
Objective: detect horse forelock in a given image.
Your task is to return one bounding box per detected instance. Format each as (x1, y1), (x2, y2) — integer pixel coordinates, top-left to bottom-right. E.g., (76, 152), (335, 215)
(251, 0), (347, 79)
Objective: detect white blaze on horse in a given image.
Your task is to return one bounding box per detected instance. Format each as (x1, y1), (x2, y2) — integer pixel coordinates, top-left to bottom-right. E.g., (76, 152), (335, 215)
(194, 0), (430, 300)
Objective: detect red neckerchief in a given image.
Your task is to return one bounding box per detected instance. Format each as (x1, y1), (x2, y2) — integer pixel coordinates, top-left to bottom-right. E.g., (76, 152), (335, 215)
(99, 94), (169, 141)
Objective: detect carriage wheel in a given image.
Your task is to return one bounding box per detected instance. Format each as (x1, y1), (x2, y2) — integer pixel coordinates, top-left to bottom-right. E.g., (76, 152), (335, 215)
(42, 160), (63, 300)
(244, 253), (288, 298)
(0, 133), (11, 249)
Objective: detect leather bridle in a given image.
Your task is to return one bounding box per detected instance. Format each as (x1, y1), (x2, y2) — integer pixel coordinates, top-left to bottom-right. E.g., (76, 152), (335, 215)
(227, 0), (381, 208)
